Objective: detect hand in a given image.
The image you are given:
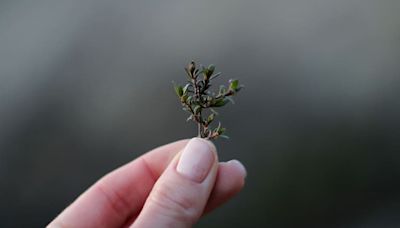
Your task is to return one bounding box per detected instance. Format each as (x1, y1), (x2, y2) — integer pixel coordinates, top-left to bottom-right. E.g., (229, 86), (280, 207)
(48, 138), (246, 228)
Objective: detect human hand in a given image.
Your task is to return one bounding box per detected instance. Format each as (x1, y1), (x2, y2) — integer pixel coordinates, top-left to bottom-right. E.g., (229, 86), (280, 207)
(48, 138), (246, 228)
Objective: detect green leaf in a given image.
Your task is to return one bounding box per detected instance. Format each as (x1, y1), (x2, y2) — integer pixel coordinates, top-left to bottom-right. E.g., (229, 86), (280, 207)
(210, 72), (221, 80)
(174, 84), (183, 97)
(203, 64), (215, 78)
(184, 68), (191, 79)
(187, 61), (196, 74)
(208, 64), (215, 74)
(219, 134), (230, 139)
(207, 113), (215, 123)
(194, 68), (200, 78)
(229, 79), (239, 90)
(193, 105), (202, 114)
(219, 85), (226, 95)
(186, 96), (192, 104)
(182, 83), (191, 94)
(217, 127), (226, 135)
(212, 98), (229, 107)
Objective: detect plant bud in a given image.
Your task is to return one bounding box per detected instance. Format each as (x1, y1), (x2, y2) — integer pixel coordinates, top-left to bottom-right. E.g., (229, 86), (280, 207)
(187, 61), (196, 75)
(204, 65), (215, 80)
(208, 64), (215, 75)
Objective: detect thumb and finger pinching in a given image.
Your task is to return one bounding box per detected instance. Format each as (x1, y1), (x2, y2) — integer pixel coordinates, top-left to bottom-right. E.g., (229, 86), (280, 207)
(48, 138), (246, 228)
(131, 138), (219, 228)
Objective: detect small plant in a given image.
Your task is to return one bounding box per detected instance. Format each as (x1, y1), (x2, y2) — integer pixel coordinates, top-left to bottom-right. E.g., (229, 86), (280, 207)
(174, 61), (243, 140)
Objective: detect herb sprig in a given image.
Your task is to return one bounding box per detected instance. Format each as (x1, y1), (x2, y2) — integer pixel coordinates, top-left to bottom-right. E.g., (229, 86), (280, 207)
(174, 61), (242, 140)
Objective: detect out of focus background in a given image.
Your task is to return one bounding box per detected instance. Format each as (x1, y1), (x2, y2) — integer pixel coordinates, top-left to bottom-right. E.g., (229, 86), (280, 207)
(1, 0), (400, 227)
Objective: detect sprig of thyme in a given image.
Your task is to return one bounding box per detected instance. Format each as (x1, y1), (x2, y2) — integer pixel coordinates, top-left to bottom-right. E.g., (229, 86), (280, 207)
(174, 61), (242, 140)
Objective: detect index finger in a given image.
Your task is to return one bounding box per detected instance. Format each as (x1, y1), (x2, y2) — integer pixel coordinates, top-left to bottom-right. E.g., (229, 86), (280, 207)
(48, 139), (189, 228)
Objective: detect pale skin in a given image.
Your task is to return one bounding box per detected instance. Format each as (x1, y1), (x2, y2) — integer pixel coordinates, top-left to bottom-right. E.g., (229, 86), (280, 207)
(48, 138), (246, 228)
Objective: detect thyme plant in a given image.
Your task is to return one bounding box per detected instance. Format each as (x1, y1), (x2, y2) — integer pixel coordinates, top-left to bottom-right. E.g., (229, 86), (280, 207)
(174, 61), (242, 140)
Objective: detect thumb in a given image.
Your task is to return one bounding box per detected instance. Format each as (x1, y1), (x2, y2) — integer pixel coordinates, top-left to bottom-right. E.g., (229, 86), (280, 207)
(131, 138), (218, 228)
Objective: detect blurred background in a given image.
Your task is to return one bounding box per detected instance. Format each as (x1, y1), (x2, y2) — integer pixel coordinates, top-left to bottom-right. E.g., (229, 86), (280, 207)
(1, 0), (400, 227)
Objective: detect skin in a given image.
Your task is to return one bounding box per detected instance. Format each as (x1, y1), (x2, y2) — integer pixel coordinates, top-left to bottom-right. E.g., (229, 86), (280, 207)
(48, 139), (246, 228)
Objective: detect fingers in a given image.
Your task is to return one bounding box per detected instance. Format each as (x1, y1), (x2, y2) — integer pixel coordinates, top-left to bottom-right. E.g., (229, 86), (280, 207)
(131, 138), (219, 228)
(48, 138), (247, 228)
(204, 160), (246, 213)
(122, 159), (246, 227)
(48, 140), (189, 228)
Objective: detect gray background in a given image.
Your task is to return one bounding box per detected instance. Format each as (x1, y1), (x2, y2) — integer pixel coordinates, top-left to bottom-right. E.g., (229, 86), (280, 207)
(1, 0), (400, 227)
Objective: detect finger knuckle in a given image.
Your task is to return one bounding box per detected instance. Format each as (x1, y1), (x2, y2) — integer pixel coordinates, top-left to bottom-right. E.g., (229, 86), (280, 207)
(149, 183), (200, 224)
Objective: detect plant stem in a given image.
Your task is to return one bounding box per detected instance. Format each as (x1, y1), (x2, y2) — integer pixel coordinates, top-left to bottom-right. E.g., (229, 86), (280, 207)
(198, 122), (202, 137)
(193, 77), (204, 137)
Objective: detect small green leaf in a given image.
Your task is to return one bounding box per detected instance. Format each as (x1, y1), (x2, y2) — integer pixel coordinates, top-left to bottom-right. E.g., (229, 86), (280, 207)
(212, 98), (229, 107)
(193, 105), (202, 114)
(182, 83), (191, 94)
(186, 96), (192, 104)
(217, 127), (226, 135)
(208, 64), (215, 74)
(184, 68), (191, 79)
(174, 84), (183, 97)
(219, 134), (230, 139)
(210, 72), (221, 80)
(219, 85), (226, 95)
(203, 64), (215, 79)
(229, 79), (239, 90)
(207, 113), (215, 123)
(194, 68), (200, 78)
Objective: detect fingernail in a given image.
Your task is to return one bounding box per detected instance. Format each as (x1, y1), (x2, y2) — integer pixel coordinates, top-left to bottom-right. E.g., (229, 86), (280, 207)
(228, 159), (247, 178)
(177, 138), (215, 182)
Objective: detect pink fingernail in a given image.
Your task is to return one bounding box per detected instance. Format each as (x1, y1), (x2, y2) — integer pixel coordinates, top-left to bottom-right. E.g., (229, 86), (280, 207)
(176, 138), (215, 182)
